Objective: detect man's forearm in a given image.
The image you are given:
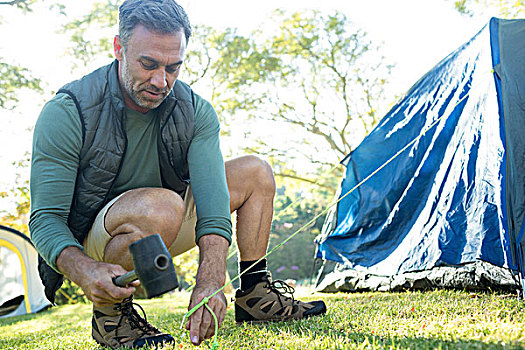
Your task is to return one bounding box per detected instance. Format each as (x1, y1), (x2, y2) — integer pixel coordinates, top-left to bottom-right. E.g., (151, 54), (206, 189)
(187, 234), (229, 345)
(56, 246), (137, 306)
(56, 246), (97, 285)
(196, 234), (229, 286)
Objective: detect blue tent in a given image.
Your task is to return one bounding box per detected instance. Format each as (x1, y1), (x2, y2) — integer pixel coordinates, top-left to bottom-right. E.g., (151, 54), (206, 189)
(315, 18), (525, 292)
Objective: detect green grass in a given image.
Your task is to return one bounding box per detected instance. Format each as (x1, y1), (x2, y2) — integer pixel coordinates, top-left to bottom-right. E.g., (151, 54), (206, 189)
(1, 289), (524, 349)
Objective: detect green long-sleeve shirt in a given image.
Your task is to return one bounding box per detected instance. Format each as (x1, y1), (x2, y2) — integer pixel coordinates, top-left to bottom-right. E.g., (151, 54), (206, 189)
(30, 91), (232, 271)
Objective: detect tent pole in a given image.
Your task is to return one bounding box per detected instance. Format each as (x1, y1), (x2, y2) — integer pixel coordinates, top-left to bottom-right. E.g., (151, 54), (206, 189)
(521, 275), (525, 300)
(518, 244), (525, 300)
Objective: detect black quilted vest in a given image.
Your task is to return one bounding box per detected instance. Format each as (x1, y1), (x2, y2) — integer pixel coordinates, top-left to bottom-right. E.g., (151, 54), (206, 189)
(38, 60), (195, 303)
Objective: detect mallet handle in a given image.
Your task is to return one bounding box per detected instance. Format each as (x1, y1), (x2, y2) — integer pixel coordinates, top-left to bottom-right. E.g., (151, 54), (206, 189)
(113, 270), (138, 287)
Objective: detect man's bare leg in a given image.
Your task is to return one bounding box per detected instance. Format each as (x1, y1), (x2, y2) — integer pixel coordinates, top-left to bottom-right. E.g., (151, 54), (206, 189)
(99, 156), (273, 271)
(226, 155), (327, 323)
(225, 155), (276, 261)
(103, 187), (185, 270)
(83, 187), (183, 348)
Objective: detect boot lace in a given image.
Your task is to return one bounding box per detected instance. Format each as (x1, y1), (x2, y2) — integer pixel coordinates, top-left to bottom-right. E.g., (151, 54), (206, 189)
(265, 277), (296, 308)
(115, 297), (159, 337)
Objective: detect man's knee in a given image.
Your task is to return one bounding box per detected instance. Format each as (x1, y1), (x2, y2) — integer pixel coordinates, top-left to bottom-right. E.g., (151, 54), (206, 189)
(227, 155), (276, 198)
(251, 156), (276, 194)
(105, 187), (185, 238)
(134, 187), (185, 217)
(235, 155), (275, 187)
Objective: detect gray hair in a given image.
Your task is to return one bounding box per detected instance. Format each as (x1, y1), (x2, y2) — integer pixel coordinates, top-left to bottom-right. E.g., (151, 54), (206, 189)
(118, 0), (192, 48)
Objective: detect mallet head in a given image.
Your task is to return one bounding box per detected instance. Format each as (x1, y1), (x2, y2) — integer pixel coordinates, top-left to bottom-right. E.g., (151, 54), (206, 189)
(114, 234), (179, 298)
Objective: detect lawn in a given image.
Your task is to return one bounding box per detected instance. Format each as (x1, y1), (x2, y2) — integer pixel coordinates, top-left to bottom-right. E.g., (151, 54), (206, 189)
(1, 288), (524, 349)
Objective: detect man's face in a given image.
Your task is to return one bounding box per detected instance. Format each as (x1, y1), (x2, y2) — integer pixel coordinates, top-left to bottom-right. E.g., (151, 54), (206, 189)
(114, 25), (186, 113)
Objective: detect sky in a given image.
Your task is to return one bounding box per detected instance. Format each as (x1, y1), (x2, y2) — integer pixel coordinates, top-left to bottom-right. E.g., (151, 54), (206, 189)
(0, 0), (491, 210)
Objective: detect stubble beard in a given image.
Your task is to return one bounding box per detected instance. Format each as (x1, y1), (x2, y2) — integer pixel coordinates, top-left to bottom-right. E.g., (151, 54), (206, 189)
(121, 55), (169, 111)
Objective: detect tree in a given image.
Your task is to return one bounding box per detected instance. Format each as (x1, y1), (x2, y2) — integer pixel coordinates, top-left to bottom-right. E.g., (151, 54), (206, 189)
(0, 62), (42, 110)
(0, 0), (38, 11)
(0, 156), (31, 233)
(60, 0), (119, 70)
(206, 10), (394, 190)
(0, 0), (43, 109)
(453, 0), (525, 18)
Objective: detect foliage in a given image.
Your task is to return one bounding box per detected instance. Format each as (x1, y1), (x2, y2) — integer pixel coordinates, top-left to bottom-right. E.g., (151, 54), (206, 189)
(0, 0), (44, 110)
(0, 157), (31, 232)
(60, 0), (119, 70)
(173, 248), (198, 290)
(0, 183), (29, 234)
(1, 289), (524, 349)
(0, 61), (42, 110)
(0, 0), (38, 12)
(267, 191), (329, 282)
(54, 279), (89, 305)
(211, 10), (394, 176)
(453, 0), (525, 18)
(181, 25), (270, 114)
(179, 11), (391, 191)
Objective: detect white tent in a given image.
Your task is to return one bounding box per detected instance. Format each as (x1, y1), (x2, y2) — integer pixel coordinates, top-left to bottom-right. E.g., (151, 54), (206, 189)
(0, 225), (50, 318)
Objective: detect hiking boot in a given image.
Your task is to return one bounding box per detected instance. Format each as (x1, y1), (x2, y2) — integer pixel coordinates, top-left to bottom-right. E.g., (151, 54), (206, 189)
(92, 296), (174, 348)
(234, 273), (326, 323)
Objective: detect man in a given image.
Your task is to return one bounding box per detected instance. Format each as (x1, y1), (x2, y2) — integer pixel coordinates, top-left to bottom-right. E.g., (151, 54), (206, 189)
(30, 0), (326, 348)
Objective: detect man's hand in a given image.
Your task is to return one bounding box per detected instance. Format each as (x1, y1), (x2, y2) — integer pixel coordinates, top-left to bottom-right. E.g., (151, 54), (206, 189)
(185, 284), (227, 345)
(56, 246), (137, 306)
(185, 234), (229, 346)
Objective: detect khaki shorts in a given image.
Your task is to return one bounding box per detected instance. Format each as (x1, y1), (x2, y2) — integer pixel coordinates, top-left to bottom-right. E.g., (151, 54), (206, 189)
(83, 187), (197, 261)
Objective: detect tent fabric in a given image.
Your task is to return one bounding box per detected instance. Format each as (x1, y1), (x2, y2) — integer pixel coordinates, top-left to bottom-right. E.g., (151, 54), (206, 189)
(315, 18), (524, 292)
(0, 225), (50, 318)
(492, 19), (525, 275)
